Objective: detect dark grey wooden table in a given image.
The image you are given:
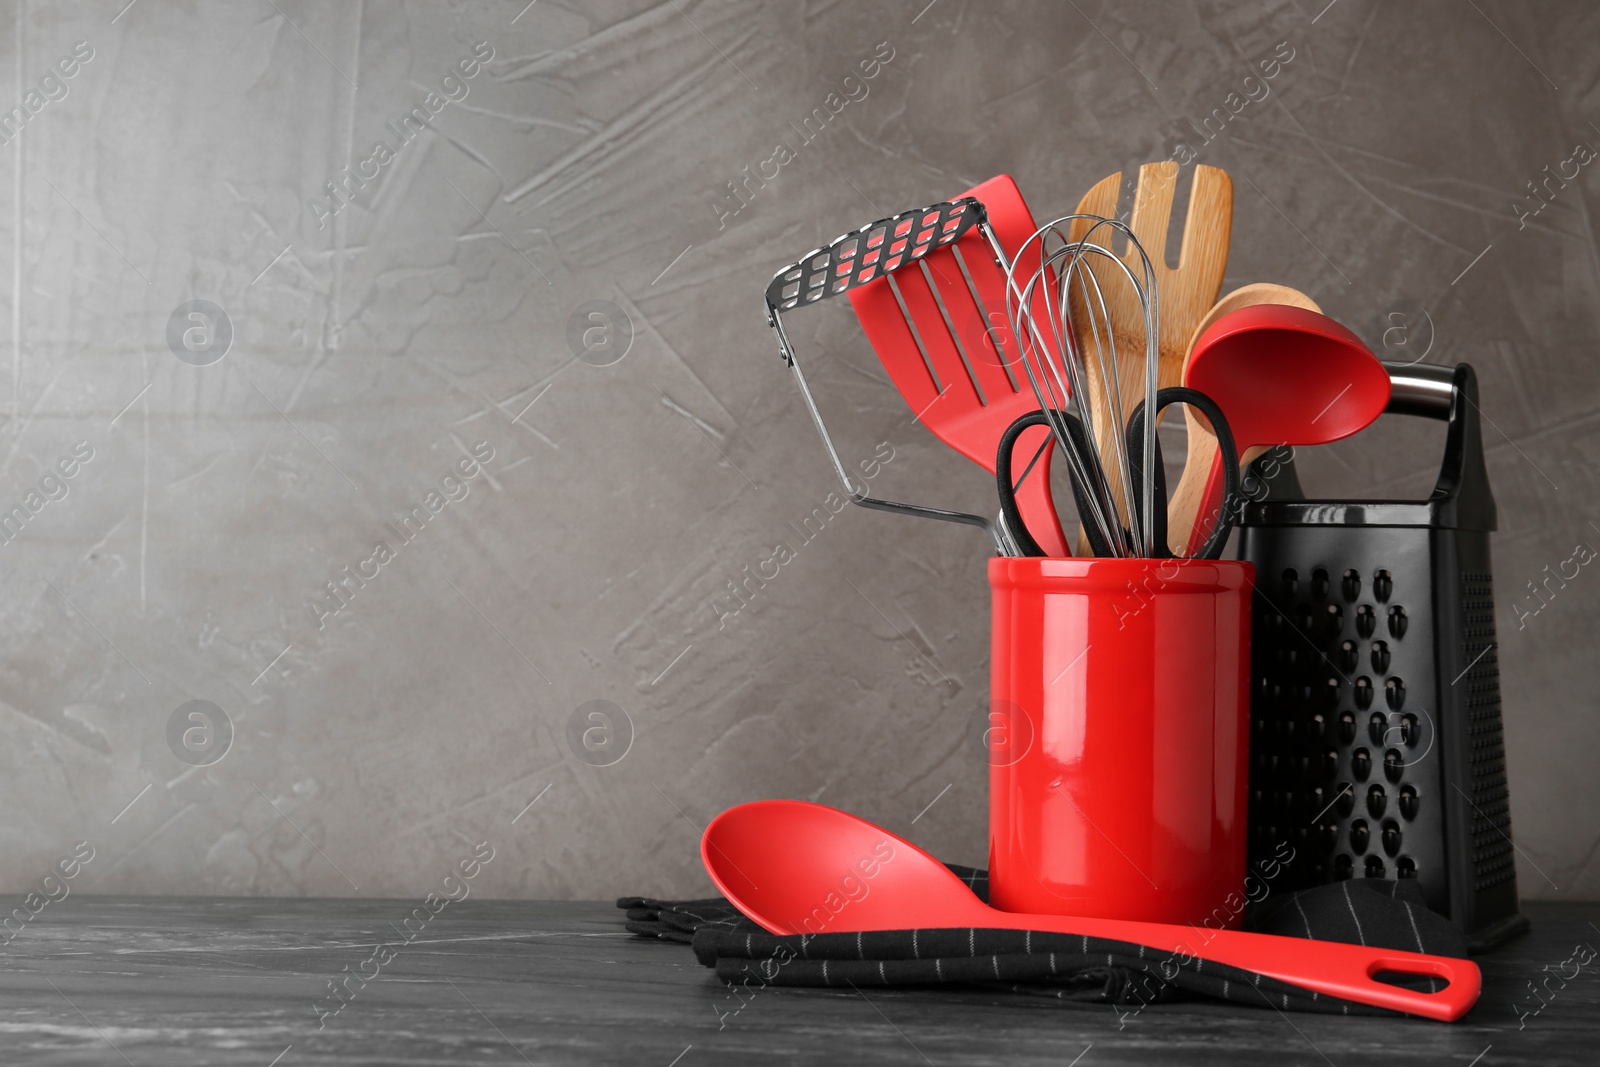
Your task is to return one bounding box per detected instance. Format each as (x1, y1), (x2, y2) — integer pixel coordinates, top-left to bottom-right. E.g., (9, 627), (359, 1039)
(1, 898), (1594, 1065)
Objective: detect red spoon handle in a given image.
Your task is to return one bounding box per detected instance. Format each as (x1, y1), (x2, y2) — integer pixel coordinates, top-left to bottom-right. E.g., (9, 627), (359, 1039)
(1011, 424), (1069, 556)
(953, 910), (1480, 1021)
(1159, 925), (1476, 1020)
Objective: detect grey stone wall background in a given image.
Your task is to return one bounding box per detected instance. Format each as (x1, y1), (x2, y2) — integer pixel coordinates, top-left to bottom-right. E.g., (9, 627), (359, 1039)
(0, 0), (1594, 902)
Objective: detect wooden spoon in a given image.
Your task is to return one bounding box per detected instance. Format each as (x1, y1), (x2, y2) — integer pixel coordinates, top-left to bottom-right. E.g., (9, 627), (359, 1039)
(1167, 283), (1320, 554)
(1069, 162), (1232, 554)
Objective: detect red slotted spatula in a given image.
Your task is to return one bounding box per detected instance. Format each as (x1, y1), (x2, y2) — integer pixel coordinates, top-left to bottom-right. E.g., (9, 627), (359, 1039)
(847, 175), (1071, 556)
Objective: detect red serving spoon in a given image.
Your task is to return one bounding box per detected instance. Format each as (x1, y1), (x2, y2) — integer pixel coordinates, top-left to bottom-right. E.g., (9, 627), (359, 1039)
(702, 800), (1479, 1022)
(1170, 303), (1391, 553)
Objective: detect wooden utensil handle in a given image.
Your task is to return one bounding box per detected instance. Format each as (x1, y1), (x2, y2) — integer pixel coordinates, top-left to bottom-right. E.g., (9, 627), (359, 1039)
(1166, 446), (1213, 556)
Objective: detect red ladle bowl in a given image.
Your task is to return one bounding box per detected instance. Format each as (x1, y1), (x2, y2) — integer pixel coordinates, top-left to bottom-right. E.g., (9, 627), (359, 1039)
(1175, 304), (1391, 551)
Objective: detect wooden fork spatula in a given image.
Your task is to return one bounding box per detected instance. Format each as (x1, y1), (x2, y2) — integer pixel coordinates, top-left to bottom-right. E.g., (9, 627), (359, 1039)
(1068, 162), (1232, 554)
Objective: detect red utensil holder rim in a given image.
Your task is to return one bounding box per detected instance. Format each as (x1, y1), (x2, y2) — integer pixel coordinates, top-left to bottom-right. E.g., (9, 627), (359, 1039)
(988, 555), (1254, 594)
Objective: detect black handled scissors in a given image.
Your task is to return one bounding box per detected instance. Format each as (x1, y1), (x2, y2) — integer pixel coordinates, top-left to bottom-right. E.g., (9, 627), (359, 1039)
(995, 387), (1241, 559)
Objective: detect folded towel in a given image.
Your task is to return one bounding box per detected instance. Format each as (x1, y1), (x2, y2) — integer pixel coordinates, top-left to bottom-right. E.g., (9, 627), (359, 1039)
(619, 864), (1467, 1020)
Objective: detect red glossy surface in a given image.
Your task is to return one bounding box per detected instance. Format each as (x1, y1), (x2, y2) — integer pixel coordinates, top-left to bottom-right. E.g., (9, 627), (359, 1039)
(849, 174), (1070, 556)
(702, 800), (1480, 1022)
(987, 556), (1253, 926)
(1186, 304), (1390, 540)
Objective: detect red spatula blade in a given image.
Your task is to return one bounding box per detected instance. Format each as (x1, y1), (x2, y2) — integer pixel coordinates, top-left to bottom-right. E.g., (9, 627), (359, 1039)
(848, 175), (1070, 556)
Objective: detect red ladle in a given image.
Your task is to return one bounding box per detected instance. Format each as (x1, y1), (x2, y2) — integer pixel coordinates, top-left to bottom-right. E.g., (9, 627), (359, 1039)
(1170, 304), (1391, 554)
(702, 800), (1479, 1022)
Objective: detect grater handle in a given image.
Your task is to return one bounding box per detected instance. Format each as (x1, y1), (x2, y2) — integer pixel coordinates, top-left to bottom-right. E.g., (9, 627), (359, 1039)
(1382, 361), (1454, 417)
(1389, 362), (1496, 531)
(1315, 361), (1497, 531)
(1228, 364), (1465, 515)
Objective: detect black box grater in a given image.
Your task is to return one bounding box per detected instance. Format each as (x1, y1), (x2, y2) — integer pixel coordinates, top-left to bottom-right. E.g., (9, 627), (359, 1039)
(1236, 361), (1528, 952)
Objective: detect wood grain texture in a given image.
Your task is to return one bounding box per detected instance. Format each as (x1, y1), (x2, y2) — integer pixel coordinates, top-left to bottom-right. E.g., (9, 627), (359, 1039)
(0, 896), (1594, 1065)
(1069, 163), (1233, 553)
(1167, 284), (1323, 554)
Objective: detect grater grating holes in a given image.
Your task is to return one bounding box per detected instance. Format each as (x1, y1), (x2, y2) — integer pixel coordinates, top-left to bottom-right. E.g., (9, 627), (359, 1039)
(1399, 784), (1419, 820)
(1367, 712), (1388, 746)
(1312, 568), (1331, 599)
(1388, 604), (1409, 638)
(1461, 571), (1515, 891)
(1342, 569), (1361, 601)
(1336, 783), (1355, 817)
(1367, 783), (1387, 817)
(1356, 604), (1376, 638)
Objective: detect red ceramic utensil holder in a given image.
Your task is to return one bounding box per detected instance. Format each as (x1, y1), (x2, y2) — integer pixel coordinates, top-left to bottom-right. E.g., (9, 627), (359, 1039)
(988, 556), (1254, 926)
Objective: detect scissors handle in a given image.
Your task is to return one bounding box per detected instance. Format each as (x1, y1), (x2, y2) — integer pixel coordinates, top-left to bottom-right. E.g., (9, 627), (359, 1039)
(1125, 386), (1240, 560)
(997, 388), (1239, 559)
(995, 410), (1110, 558)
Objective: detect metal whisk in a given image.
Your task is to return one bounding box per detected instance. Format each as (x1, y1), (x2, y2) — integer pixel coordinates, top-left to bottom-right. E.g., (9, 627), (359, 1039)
(1001, 215), (1161, 557)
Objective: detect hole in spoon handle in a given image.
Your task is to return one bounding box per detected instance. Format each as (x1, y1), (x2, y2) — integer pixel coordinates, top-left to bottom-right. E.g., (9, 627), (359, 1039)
(1229, 936), (1480, 1020)
(1347, 954), (1481, 1021)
